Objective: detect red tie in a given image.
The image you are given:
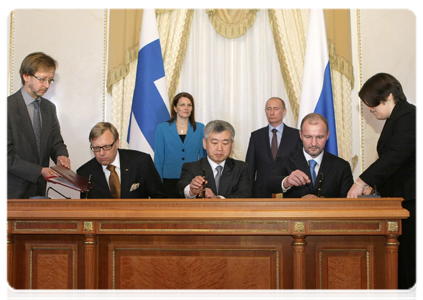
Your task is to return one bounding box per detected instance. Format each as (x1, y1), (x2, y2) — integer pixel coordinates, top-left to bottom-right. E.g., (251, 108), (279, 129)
(271, 129), (278, 160)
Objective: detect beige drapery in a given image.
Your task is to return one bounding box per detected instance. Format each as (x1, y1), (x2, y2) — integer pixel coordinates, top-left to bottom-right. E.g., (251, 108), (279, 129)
(106, 9), (355, 167)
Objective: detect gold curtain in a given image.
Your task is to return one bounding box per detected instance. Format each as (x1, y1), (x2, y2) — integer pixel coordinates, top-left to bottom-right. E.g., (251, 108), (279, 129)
(107, 9), (143, 95)
(206, 9), (260, 39)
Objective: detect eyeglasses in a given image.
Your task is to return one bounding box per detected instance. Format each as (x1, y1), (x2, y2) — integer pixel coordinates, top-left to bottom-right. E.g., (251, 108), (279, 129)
(32, 75), (55, 85)
(90, 140), (117, 152)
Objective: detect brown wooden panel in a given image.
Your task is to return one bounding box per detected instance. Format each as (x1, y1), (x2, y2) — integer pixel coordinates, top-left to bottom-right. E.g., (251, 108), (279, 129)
(14, 220), (79, 233)
(25, 243), (78, 289)
(109, 245), (279, 289)
(98, 220), (289, 235)
(310, 221), (382, 233)
(316, 245), (374, 289)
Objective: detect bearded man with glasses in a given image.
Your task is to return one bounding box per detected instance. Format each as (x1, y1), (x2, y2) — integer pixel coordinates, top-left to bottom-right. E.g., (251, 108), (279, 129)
(8, 52), (70, 199)
(77, 122), (166, 199)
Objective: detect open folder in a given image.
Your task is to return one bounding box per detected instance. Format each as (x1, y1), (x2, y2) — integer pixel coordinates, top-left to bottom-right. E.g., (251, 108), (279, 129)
(47, 165), (94, 192)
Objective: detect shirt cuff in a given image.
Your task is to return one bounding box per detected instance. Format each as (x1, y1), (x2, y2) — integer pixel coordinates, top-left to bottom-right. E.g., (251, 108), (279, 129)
(281, 176), (292, 192)
(184, 184), (197, 198)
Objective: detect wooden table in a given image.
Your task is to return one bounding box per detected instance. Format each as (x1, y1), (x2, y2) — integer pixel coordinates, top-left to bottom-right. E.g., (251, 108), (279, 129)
(7, 197), (408, 289)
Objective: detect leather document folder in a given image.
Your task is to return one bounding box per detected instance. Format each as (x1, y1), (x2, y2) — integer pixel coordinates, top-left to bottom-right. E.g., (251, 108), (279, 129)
(47, 165), (94, 192)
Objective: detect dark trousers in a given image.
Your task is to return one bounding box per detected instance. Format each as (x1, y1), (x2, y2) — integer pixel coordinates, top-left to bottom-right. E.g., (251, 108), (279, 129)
(398, 199), (416, 289)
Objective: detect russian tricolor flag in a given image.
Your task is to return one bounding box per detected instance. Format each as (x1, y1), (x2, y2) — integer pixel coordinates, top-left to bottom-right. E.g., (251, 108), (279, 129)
(127, 9), (170, 156)
(297, 9), (338, 156)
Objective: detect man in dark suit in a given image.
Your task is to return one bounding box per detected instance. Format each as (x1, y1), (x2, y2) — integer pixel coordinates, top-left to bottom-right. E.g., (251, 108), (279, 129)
(8, 52), (70, 199)
(178, 120), (251, 198)
(77, 122), (166, 199)
(268, 113), (353, 198)
(246, 97), (302, 198)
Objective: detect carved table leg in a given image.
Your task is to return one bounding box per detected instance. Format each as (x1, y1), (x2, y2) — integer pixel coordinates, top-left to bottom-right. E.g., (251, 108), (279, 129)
(292, 235), (307, 289)
(385, 235), (399, 289)
(84, 234), (98, 289)
(7, 232), (14, 288)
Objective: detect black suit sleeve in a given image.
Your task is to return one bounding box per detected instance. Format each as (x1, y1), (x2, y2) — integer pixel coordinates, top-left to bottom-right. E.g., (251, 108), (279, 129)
(245, 134), (256, 187)
(143, 154), (167, 198)
(267, 157), (288, 194)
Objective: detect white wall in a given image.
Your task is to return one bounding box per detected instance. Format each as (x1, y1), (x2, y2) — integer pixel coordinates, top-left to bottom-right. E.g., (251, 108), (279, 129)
(8, 9), (107, 199)
(353, 9), (416, 177)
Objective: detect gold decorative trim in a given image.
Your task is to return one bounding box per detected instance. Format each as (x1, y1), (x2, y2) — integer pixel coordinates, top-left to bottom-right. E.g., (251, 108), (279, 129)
(156, 9), (174, 14)
(29, 246), (77, 289)
(328, 40), (355, 89)
(318, 248), (370, 289)
(9, 10), (16, 95)
(206, 9), (260, 39)
(294, 221), (305, 232)
(168, 9), (194, 102)
(14, 221), (79, 232)
(111, 247), (279, 289)
(357, 9), (365, 174)
(387, 221), (399, 232)
(268, 9), (300, 124)
(100, 220), (289, 233)
(103, 9), (109, 121)
(310, 221), (382, 233)
(84, 221), (94, 232)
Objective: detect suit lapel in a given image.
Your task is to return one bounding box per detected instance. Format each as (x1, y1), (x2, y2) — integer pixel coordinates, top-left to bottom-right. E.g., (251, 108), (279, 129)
(119, 150), (131, 198)
(262, 126), (273, 161)
(317, 151), (334, 187)
(39, 98), (52, 159)
(169, 121), (184, 146)
(183, 122), (194, 145)
(201, 158), (216, 194)
(218, 158), (234, 196)
(91, 161), (112, 198)
(15, 91), (39, 160)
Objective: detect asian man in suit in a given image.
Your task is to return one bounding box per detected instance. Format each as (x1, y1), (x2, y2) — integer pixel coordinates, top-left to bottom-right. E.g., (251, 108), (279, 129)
(8, 52), (71, 199)
(178, 120), (252, 199)
(268, 113), (353, 198)
(246, 97), (302, 198)
(77, 122), (166, 199)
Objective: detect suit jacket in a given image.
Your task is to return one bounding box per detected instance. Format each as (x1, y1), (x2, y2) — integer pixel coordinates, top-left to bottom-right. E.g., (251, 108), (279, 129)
(268, 148), (353, 198)
(77, 149), (167, 199)
(177, 157), (252, 198)
(246, 124), (302, 198)
(154, 121), (206, 179)
(360, 100), (415, 201)
(7, 89), (68, 199)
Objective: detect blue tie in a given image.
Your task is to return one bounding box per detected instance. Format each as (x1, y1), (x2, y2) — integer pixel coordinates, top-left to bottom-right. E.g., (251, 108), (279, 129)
(309, 159), (317, 185)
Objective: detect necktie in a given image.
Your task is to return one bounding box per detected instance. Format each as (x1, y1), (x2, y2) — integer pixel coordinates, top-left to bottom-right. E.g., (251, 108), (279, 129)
(215, 165), (223, 195)
(107, 165), (121, 198)
(309, 160), (317, 185)
(271, 128), (278, 160)
(33, 99), (42, 155)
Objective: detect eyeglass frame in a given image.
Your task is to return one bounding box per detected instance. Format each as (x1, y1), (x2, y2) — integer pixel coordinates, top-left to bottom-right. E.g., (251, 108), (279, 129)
(90, 140), (117, 152)
(32, 74), (55, 85)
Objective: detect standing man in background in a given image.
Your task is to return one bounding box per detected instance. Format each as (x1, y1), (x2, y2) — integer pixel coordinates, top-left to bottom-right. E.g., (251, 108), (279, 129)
(8, 52), (70, 199)
(246, 97), (302, 198)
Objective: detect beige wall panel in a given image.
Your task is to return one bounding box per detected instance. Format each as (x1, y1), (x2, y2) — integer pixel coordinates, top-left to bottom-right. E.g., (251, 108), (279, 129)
(358, 9), (416, 171)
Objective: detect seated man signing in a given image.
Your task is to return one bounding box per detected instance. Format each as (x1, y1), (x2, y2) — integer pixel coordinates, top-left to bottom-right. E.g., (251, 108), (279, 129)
(77, 122), (166, 199)
(268, 113), (353, 198)
(178, 120), (252, 199)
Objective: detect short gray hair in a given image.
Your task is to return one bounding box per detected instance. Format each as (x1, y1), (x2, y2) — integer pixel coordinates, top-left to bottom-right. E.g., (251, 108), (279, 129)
(204, 120), (235, 141)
